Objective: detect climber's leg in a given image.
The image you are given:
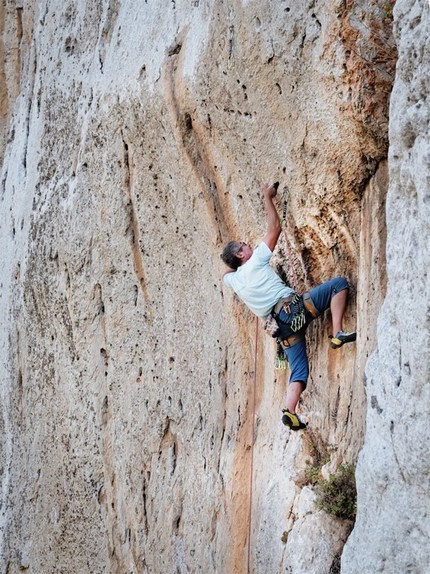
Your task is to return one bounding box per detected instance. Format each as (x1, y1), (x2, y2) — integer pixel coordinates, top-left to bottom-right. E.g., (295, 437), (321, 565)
(281, 340), (308, 430)
(330, 288), (348, 335)
(308, 277), (356, 349)
(285, 381), (303, 414)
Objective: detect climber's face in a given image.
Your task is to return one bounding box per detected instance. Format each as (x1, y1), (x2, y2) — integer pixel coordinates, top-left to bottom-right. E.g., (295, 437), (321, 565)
(236, 241), (253, 265)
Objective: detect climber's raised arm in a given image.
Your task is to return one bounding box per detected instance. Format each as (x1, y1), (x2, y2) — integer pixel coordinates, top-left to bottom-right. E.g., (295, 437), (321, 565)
(220, 183), (280, 274)
(262, 183), (281, 252)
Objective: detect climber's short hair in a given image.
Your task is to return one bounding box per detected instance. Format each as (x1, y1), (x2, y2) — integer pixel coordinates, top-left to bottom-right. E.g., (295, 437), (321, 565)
(220, 241), (242, 270)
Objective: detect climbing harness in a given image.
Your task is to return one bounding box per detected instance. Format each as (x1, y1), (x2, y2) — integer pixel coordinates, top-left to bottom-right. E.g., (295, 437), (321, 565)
(303, 292), (321, 319)
(284, 292), (306, 332)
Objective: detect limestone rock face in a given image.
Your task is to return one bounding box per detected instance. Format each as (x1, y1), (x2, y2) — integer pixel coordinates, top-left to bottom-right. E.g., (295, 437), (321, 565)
(0, 0), (423, 573)
(342, 1), (430, 572)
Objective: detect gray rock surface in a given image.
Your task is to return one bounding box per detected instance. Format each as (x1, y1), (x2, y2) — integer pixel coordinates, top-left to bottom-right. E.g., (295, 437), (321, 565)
(0, 0), (426, 573)
(342, 1), (430, 572)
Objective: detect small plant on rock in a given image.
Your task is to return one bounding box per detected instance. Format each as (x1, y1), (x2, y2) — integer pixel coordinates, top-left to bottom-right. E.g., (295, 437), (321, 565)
(382, 0), (396, 19)
(295, 432), (330, 488)
(315, 463), (357, 521)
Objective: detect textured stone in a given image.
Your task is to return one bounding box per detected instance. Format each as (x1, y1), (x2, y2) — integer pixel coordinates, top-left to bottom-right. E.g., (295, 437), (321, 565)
(0, 0), (416, 573)
(342, 1), (430, 572)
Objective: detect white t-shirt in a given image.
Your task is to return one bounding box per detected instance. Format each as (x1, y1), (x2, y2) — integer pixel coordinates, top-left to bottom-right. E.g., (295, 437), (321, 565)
(223, 241), (295, 319)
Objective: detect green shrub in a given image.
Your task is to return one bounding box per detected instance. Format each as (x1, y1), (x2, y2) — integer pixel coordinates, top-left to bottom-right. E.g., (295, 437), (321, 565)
(315, 464), (357, 520)
(382, 0), (396, 19)
(302, 464), (323, 487)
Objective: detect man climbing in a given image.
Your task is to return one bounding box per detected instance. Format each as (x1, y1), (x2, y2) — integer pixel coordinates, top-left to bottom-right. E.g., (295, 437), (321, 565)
(221, 183), (356, 431)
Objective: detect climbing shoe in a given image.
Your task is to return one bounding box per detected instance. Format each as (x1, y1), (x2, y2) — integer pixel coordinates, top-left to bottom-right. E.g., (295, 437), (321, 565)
(330, 331), (357, 349)
(282, 409), (307, 431)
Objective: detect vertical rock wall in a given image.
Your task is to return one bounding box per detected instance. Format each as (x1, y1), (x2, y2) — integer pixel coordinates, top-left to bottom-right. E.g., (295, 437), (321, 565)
(342, 0), (430, 571)
(0, 0), (419, 573)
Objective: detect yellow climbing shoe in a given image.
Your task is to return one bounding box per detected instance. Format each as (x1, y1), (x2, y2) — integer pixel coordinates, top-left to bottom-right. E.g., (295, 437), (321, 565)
(330, 331), (357, 349)
(282, 409), (307, 431)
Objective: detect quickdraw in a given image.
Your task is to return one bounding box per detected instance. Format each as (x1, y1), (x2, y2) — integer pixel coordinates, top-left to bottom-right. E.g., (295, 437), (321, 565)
(275, 341), (288, 370)
(289, 293), (306, 332)
(276, 293), (305, 333)
(281, 187), (299, 291)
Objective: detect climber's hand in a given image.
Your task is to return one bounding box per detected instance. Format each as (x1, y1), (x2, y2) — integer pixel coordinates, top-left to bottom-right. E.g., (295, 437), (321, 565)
(263, 183), (278, 199)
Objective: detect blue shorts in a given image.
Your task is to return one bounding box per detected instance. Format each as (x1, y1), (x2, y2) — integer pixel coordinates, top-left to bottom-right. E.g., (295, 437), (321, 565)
(278, 277), (349, 388)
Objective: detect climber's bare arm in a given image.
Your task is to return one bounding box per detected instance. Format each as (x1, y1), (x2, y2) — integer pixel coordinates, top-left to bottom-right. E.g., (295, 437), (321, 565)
(262, 183), (281, 252)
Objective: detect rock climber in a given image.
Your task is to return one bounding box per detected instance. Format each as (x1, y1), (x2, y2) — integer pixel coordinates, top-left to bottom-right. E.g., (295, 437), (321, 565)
(220, 182), (356, 431)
